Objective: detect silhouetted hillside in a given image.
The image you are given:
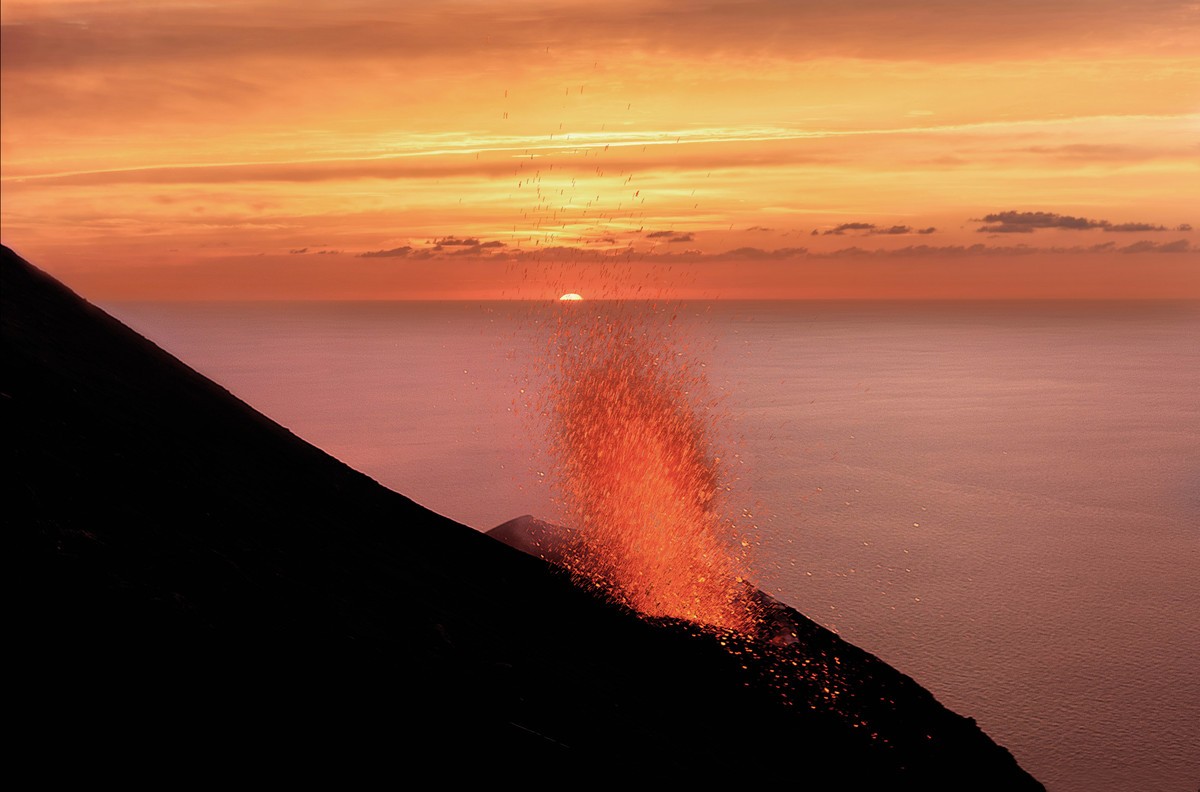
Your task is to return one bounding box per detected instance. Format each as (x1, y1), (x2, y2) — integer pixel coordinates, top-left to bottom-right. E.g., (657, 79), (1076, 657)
(4, 245), (1041, 786)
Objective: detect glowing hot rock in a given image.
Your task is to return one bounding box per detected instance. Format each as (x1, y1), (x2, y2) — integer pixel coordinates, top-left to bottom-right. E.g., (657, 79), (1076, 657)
(545, 310), (761, 636)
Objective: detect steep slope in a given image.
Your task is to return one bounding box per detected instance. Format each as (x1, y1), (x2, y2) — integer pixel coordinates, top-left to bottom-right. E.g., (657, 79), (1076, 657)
(4, 245), (1041, 786)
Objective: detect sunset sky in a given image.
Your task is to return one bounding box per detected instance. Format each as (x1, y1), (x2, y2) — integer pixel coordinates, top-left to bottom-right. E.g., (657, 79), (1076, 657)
(2, 0), (1198, 299)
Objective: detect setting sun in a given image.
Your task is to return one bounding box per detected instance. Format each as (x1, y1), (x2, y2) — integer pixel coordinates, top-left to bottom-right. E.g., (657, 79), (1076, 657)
(559, 293), (584, 302)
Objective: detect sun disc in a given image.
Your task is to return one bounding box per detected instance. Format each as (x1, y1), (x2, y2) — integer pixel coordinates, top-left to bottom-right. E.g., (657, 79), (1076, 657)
(559, 293), (584, 301)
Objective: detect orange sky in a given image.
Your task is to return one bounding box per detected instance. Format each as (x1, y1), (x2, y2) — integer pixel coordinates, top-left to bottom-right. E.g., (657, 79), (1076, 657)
(2, 0), (1198, 299)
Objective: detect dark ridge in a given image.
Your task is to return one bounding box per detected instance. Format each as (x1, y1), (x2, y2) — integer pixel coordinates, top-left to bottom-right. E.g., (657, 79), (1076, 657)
(4, 245), (1041, 786)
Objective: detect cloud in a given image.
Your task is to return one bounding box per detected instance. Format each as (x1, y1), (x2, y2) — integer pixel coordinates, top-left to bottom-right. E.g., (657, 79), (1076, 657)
(978, 224), (1038, 234)
(1015, 143), (1178, 163)
(828, 240), (1195, 257)
(441, 237), (512, 255)
(448, 244), (492, 256)
(976, 211), (1098, 232)
(645, 230), (694, 243)
(289, 247), (339, 254)
(818, 223), (936, 236)
(0, 136), (854, 187)
(358, 236), (511, 259)
(701, 241), (1193, 260)
(823, 222), (876, 235)
(976, 210), (1172, 234)
(359, 237), (1194, 264)
(821, 246), (869, 257)
(357, 246), (413, 258)
(872, 225), (937, 235)
(710, 247), (809, 260)
(5, 0), (1192, 76)
(1105, 222), (1167, 232)
(1118, 239), (1191, 254)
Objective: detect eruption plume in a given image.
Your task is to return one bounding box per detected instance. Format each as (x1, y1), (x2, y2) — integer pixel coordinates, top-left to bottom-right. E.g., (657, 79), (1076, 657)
(541, 304), (762, 636)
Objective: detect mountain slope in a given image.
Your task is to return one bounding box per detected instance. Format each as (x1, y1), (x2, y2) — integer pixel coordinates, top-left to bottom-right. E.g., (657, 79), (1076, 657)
(4, 245), (1041, 786)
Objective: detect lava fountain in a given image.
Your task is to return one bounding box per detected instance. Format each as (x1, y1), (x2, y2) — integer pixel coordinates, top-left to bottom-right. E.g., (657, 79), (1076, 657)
(541, 304), (762, 636)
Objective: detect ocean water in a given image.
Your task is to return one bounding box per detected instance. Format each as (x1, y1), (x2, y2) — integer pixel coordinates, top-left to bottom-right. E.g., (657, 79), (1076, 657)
(105, 298), (1199, 791)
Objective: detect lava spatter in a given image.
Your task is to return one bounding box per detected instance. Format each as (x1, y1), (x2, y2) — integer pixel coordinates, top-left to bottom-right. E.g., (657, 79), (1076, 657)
(541, 303), (761, 636)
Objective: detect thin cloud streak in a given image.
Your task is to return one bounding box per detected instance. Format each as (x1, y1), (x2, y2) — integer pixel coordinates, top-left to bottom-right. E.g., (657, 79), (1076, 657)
(5, 0), (1196, 71)
(9, 114), (1196, 186)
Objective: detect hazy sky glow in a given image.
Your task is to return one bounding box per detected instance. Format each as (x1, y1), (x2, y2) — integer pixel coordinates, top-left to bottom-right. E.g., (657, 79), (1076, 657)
(2, 0), (1198, 299)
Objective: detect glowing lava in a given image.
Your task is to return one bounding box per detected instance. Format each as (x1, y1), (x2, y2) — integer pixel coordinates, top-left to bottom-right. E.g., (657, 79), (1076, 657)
(543, 306), (761, 636)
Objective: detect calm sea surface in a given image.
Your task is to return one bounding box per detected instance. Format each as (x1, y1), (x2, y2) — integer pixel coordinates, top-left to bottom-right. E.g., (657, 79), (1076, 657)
(106, 299), (1199, 792)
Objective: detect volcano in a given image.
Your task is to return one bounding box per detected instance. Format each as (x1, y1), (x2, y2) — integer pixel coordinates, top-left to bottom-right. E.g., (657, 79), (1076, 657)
(5, 244), (1042, 786)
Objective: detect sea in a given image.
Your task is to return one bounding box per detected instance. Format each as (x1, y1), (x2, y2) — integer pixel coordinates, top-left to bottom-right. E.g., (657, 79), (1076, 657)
(105, 298), (1199, 792)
